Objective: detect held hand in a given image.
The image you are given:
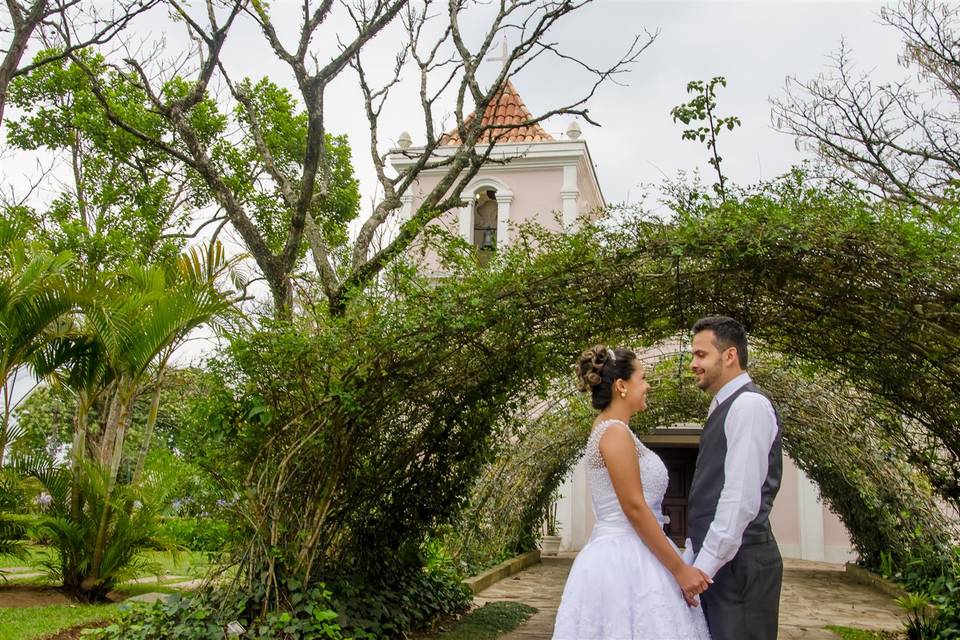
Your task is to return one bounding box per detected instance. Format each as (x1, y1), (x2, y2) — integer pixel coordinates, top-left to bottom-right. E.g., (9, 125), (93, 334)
(673, 565), (712, 598)
(681, 590), (700, 608)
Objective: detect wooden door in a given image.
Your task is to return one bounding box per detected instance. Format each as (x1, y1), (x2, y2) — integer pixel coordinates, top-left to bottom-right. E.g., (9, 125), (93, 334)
(649, 446), (699, 547)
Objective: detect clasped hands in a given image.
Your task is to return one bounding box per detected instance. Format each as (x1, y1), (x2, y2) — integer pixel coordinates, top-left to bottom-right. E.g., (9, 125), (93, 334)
(676, 537), (712, 607)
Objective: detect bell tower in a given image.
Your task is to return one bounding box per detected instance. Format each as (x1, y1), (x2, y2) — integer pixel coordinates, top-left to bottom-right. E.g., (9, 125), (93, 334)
(390, 80), (606, 274)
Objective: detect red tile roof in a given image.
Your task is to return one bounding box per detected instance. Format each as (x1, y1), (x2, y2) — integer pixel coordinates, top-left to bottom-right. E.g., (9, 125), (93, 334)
(440, 81), (554, 145)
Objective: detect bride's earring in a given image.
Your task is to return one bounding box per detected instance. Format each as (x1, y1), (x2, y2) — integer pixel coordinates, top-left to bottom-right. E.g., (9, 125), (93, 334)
(620, 390), (627, 398)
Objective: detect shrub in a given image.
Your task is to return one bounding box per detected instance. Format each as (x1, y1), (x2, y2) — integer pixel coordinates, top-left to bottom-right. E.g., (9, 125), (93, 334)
(329, 565), (471, 639)
(885, 544), (960, 639)
(90, 563), (471, 639)
(17, 456), (176, 601)
(90, 585), (345, 640)
(158, 517), (230, 552)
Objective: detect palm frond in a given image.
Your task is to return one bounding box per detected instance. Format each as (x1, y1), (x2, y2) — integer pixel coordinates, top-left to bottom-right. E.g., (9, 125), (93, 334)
(0, 517), (27, 561)
(10, 454), (70, 509)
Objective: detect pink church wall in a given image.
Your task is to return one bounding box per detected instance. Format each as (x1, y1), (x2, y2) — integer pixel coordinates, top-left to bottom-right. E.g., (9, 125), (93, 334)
(770, 454), (801, 547)
(771, 454), (855, 562)
(398, 167), (584, 272)
(823, 496), (854, 548)
(485, 169), (564, 231)
(401, 161), (605, 274)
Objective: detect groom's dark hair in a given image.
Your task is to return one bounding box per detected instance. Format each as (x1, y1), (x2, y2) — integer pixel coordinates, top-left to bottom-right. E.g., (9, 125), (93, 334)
(692, 316), (748, 369)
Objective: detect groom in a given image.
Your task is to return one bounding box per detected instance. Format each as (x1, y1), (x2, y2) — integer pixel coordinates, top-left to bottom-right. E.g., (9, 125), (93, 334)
(685, 316), (783, 640)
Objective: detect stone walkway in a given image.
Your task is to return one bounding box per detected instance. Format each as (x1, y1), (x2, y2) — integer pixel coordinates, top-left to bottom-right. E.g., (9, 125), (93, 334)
(474, 554), (905, 639)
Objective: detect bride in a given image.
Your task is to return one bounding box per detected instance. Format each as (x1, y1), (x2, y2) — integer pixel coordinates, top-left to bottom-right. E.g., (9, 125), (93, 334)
(552, 345), (712, 639)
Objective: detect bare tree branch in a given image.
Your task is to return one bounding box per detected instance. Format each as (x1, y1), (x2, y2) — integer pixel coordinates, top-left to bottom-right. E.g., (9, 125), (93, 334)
(336, 0), (651, 311)
(772, 0), (960, 208)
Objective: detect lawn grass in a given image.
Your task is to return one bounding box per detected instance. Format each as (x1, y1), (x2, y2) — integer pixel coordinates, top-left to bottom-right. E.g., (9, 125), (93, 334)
(437, 601), (538, 640)
(0, 602), (120, 640)
(141, 548), (214, 578)
(1, 546), (213, 583)
(0, 547), (49, 570)
(0, 546), (214, 639)
(0, 575), (57, 587)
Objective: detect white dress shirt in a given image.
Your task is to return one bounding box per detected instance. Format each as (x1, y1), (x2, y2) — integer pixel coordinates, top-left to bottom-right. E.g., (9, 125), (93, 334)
(692, 372), (779, 578)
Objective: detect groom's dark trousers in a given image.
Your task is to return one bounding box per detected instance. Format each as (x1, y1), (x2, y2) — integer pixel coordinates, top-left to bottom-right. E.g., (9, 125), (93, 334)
(699, 536), (783, 640)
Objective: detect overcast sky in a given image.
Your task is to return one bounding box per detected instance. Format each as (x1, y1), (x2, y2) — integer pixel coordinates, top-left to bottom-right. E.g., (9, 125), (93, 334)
(2, 1), (908, 214)
(0, 0), (910, 376)
(316, 0), (906, 211)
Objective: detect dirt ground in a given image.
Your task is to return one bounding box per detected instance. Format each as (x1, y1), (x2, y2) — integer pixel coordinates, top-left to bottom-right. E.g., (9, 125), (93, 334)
(0, 585), (74, 608)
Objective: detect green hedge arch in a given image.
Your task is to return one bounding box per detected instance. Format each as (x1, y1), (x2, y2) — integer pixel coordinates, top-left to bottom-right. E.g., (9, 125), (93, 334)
(196, 175), (959, 617)
(452, 353), (954, 580)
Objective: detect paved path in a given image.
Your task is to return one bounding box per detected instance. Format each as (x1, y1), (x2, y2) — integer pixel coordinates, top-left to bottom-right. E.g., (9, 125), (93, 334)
(474, 554), (904, 639)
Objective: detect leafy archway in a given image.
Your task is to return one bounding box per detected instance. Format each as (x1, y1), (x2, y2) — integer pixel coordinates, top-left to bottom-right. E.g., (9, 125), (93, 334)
(189, 175), (958, 626)
(450, 352), (955, 582)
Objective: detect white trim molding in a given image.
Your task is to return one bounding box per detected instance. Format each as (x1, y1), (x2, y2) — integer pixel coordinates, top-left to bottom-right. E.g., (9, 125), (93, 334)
(561, 164), (579, 231)
(459, 199), (474, 243)
(463, 176), (513, 201)
(495, 192), (514, 247)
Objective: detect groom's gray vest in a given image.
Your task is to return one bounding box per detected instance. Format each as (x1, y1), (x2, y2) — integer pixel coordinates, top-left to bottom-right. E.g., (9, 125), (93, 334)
(688, 381), (782, 553)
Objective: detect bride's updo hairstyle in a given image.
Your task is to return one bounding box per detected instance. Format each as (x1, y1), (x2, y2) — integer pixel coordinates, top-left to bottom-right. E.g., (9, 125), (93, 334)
(575, 345), (638, 410)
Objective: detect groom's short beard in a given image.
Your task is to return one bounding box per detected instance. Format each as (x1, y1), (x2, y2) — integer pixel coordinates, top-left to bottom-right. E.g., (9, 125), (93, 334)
(695, 367), (718, 391)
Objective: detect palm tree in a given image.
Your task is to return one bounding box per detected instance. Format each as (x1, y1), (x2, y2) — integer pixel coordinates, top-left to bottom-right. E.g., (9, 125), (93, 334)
(130, 241), (242, 483)
(23, 240), (238, 599)
(31, 323), (113, 521)
(0, 219), (75, 466)
(79, 242), (237, 596)
(14, 454), (174, 602)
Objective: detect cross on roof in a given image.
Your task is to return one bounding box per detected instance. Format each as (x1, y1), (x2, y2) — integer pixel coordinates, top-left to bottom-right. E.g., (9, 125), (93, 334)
(489, 39), (509, 70)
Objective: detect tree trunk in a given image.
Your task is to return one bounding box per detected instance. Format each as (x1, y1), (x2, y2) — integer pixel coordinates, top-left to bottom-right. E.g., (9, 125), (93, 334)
(85, 385), (133, 590)
(271, 276), (293, 319)
(98, 388), (123, 465)
(131, 366), (166, 484)
(70, 398), (90, 521)
(0, 0), (48, 128)
(0, 380), (11, 469)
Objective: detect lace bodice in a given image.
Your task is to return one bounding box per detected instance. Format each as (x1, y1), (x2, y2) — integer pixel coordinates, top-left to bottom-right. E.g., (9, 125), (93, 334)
(585, 419), (669, 530)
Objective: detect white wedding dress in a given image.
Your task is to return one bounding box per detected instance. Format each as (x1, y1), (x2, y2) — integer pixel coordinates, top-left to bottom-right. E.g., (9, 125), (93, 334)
(552, 419), (711, 640)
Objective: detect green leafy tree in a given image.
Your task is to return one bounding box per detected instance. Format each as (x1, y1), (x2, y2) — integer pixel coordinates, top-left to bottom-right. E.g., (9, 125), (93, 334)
(7, 385), (73, 460)
(670, 77), (741, 200)
(68, 0), (643, 316)
(216, 77), (360, 264)
(5, 49), (199, 272)
(71, 44), (367, 313)
(0, 0), (155, 126)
